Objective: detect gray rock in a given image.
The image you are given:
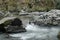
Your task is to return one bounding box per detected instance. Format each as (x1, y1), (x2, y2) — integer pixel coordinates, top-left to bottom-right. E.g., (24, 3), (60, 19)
(31, 10), (60, 26)
(0, 17), (26, 33)
(57, 32), (60, 40)
(6, 25), (26, 33)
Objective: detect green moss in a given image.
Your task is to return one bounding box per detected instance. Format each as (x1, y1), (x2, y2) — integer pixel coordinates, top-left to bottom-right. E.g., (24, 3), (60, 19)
(4, 20), (12, 26)
(0, 0), (60, 12)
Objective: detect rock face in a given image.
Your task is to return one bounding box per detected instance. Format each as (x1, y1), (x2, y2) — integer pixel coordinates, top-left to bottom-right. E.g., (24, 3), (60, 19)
(30, 9), (60, 26)
(0, 23), (6, 33)
(6, 18), (26, 33)
(57, 32), (60, 40)
(0, 17), (26, 33)
(10, 18), (22, 26)
(6, 25), (26, 33)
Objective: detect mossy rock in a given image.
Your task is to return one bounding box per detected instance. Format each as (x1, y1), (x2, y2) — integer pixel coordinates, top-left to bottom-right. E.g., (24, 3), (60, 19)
(4, 20), (13, 26)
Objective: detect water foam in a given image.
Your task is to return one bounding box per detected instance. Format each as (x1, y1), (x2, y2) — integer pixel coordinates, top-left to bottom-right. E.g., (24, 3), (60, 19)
(26, 24), (38, 31)
(9, 24), (60, 40)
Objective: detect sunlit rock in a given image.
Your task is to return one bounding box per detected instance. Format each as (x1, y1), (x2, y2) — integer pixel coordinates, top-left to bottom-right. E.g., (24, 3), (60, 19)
(31, 10), (60, 26)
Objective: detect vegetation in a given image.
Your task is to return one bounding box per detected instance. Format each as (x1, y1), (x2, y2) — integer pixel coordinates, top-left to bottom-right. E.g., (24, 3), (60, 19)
(0, 0), (60, 12)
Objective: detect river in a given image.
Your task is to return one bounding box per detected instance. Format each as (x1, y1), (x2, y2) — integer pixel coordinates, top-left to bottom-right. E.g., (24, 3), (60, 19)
(0, 23), (60, 40)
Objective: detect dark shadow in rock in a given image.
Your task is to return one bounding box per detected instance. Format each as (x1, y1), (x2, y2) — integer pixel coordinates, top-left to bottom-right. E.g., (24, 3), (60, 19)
(10, 18), (22, 26)
(0, 23), (6, 33)
(0, 18), (26, 33)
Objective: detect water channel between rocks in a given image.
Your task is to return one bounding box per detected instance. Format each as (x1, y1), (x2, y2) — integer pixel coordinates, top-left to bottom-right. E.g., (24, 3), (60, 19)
(0, 15), (60, 40)
(0, 24), (60, 40)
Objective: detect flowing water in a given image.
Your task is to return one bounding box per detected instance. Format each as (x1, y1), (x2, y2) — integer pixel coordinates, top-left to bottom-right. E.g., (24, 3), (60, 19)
(0, 23), (60, 40)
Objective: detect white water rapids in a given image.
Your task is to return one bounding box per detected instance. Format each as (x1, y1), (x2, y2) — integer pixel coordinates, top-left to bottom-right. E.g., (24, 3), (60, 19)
(8, 23), (60, 40)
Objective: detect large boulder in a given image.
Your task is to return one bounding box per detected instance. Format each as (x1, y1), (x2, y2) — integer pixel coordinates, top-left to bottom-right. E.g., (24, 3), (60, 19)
(30, 10), (60, 26)
(10, 18), (22, 26)
(0, 23), (6, 33)
(6, 25), (26, 33)
(0, 17), (26, 33)
(57, 32), (60, 40)
(6, 18), (26, 33)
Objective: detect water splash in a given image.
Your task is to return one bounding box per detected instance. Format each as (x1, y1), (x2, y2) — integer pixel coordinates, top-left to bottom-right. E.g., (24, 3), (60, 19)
(26, 24), (39, 31)
(9, 24), (60, 40)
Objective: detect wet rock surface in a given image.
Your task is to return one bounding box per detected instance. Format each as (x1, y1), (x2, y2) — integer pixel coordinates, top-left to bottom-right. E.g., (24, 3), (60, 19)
(0, 17), (26, 33)
(57, 32), (60, 40)
(0, 10), (60, 40)
(6, 25), (26, 33)
(30, 10), (60, 26)
(0, 23), (6, 33)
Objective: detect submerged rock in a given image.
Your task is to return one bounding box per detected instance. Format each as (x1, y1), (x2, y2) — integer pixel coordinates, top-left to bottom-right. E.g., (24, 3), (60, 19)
(0, 17), (26, 33)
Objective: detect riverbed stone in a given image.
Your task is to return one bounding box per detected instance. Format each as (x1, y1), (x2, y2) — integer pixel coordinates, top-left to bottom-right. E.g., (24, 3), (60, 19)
(0, 17), (26, 33)
(30, 10), (60, 26)
(57, 32), (60, 40)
